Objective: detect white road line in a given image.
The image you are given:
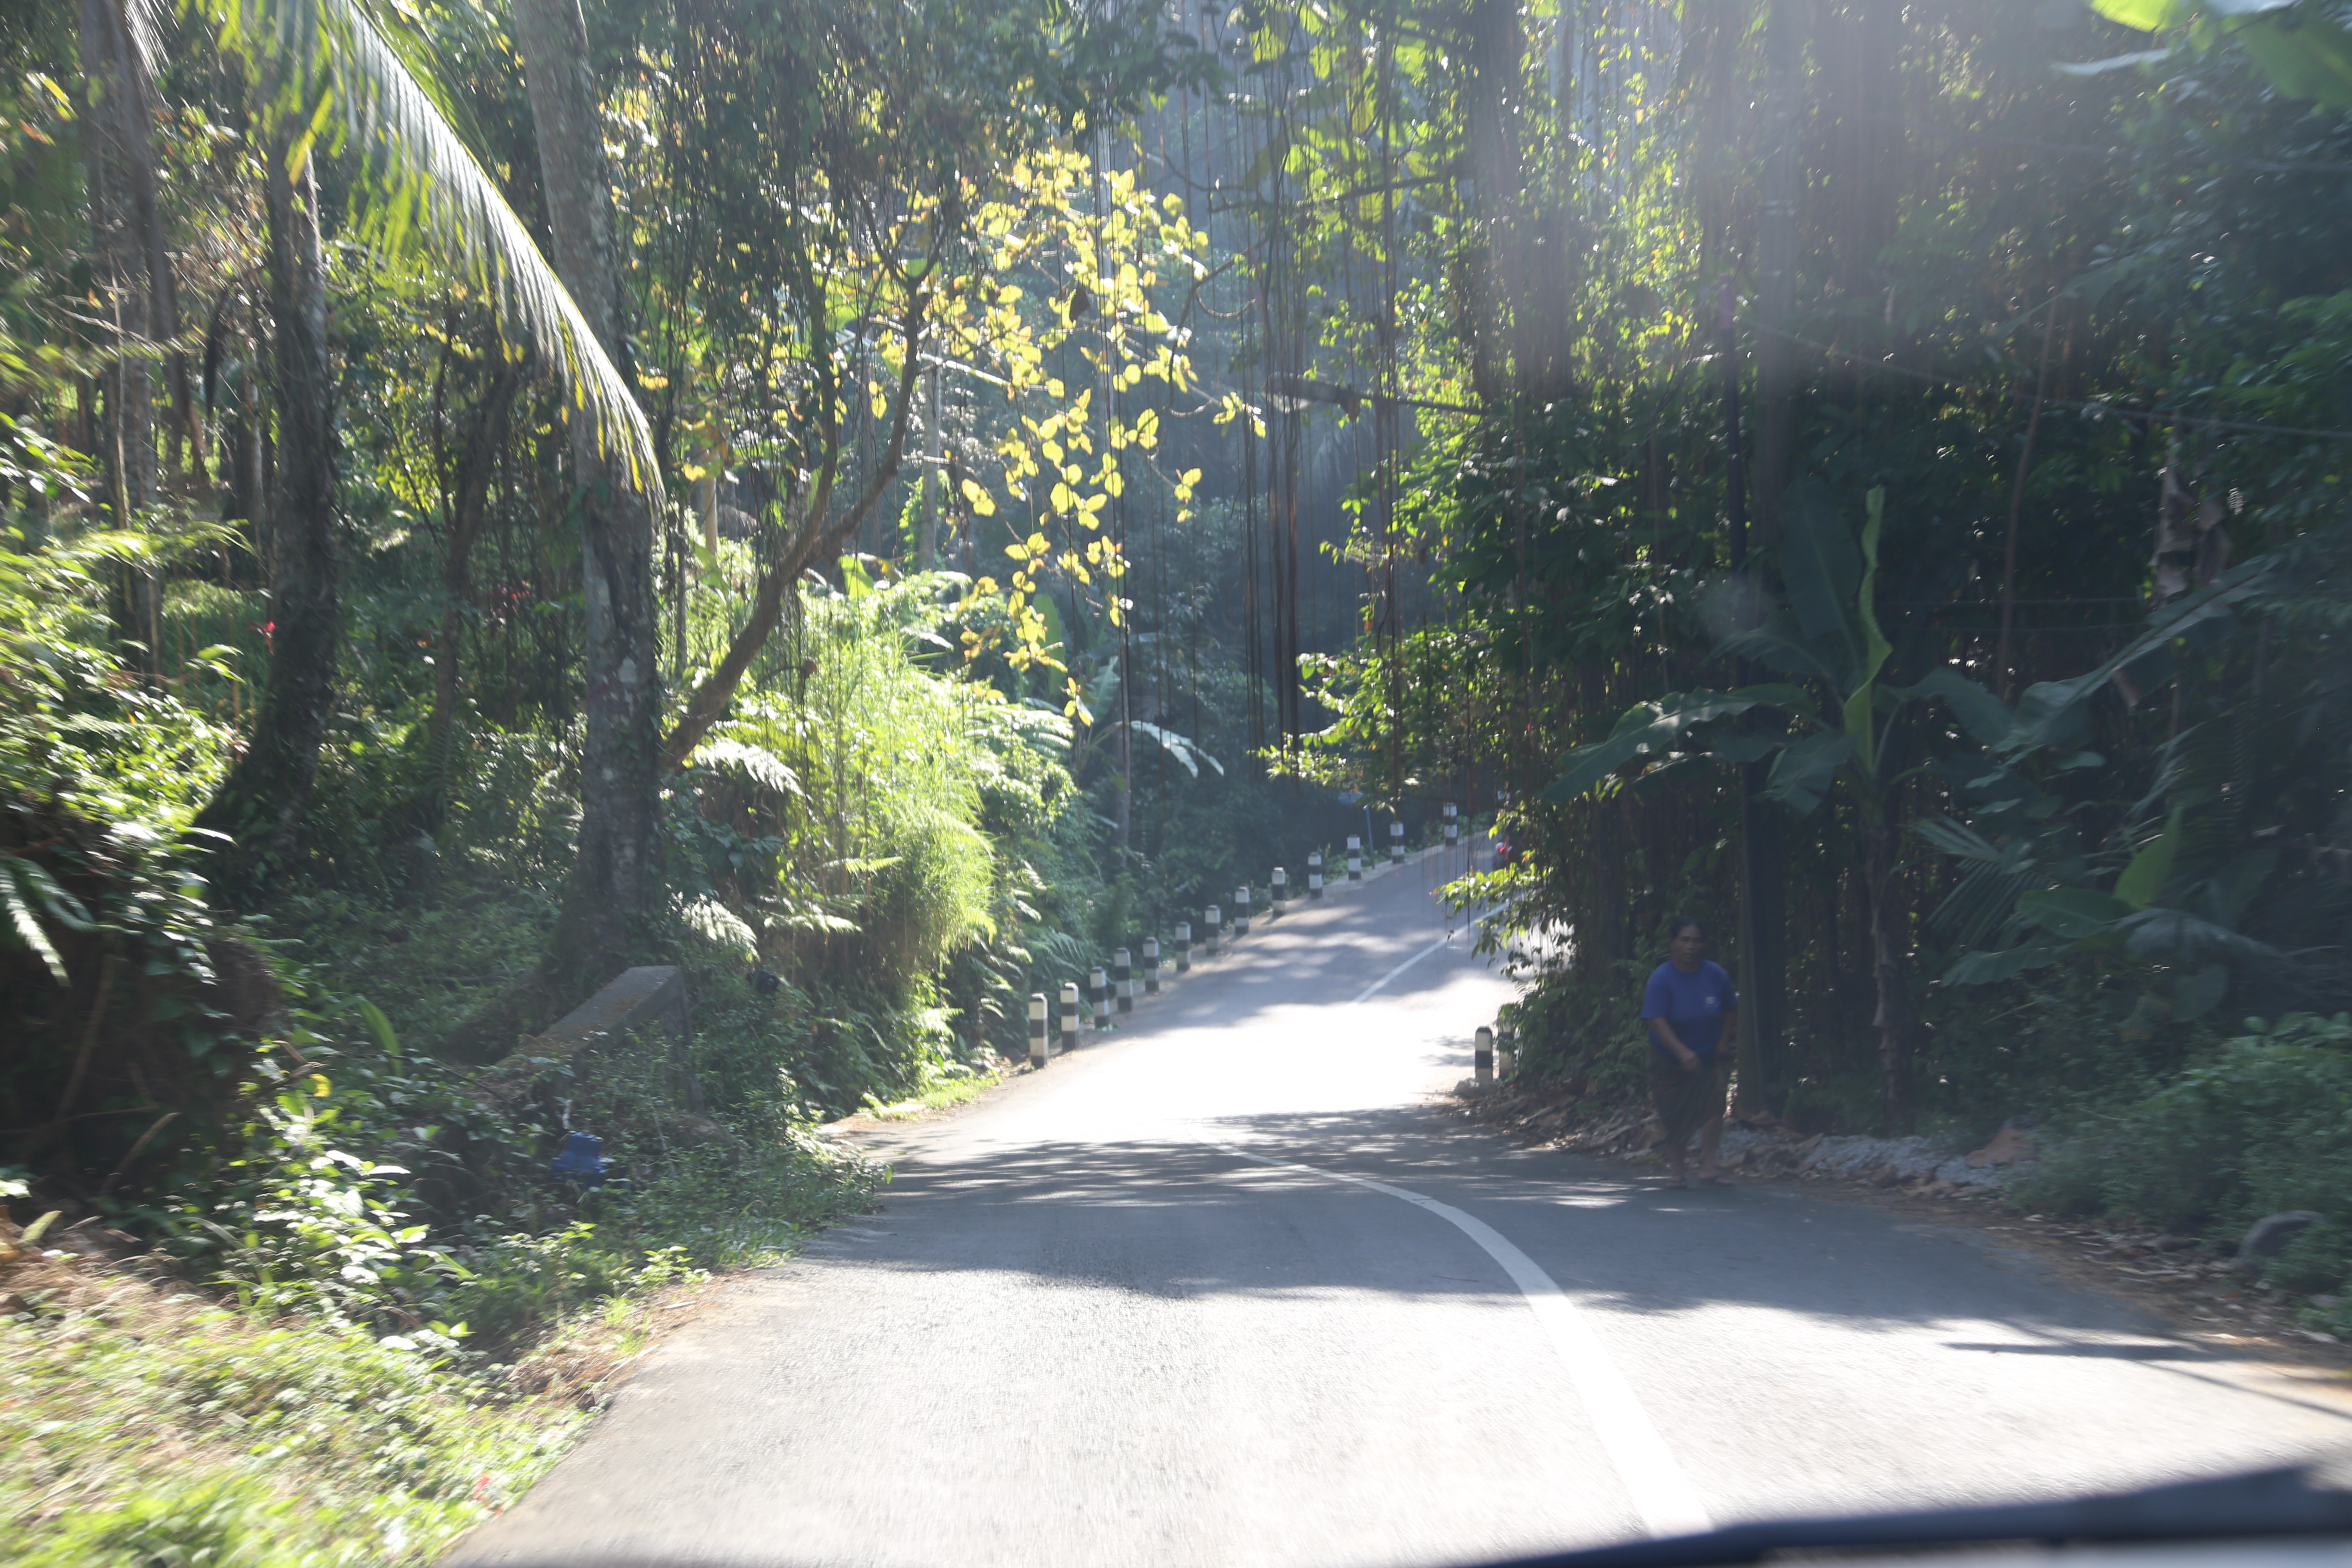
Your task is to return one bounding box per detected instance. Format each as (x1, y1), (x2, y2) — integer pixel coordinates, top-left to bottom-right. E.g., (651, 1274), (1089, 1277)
(1349, 936), (1451, 1004)
(1211, 1141), (1712, 1541)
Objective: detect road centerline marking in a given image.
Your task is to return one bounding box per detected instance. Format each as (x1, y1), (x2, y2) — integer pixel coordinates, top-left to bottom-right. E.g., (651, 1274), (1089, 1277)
(1207, 1139), (1712, 1540)
(1348, 936), (1451, 1004)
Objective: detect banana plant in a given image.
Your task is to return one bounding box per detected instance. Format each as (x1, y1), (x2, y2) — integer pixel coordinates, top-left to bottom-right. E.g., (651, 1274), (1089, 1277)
(1919, 555), (2295, 1017)
(1548, 485), (1983, 1129)
(2082, 0), (2352, 111)
(1549, 479), (2284, 1125)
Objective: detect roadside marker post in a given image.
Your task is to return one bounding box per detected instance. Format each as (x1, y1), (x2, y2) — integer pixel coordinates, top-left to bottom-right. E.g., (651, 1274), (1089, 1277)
(1498, 1023), (1516, 1079)
(1090, 967), (1110, 1031)
(1204, 906), (1221, 957)
(1143, 937), (1161, 995)
(1234, 885), (1251, 938)
(1475, 1025), (1494, 1084)
(1029, 992), (1048, 1069)
(1308, 851), (1324, 899)
(1444, 802), (1458, 851)
(1059, 982), (1080, 1054)
(1115, 948), (1133, 1014)
(1271, 867), (1288, 919)
(1390, 820), (1405, 864)
(1176, 922), (1192, 971)
(1347, 836), (1363, 881)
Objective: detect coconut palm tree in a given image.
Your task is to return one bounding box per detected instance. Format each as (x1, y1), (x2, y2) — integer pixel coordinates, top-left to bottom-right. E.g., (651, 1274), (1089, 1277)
(186, 0), (660, 902)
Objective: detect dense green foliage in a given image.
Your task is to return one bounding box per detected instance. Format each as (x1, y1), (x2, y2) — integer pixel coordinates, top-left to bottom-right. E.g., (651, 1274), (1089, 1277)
(1205, 0), (2352, 1276)
(9, 0), (2352, 1546)
(0, 0), (1334, 1555)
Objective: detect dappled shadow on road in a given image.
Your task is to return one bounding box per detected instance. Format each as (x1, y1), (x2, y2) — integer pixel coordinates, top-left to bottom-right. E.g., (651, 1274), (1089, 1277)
(815, 1100), (2334, 1390)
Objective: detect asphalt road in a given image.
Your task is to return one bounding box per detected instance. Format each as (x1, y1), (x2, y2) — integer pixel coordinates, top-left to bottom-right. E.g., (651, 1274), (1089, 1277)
(447, 851), (2352, 1568)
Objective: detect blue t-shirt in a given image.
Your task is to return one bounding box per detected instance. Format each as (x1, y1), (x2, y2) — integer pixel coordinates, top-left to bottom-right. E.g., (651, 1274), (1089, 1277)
(1642, 960), (1738, 1059)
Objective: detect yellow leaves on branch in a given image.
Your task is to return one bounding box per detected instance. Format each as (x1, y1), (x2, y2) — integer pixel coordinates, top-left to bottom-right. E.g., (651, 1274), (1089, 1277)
(924, 145), (1211, 676)
(1214, 391), (1266, 438)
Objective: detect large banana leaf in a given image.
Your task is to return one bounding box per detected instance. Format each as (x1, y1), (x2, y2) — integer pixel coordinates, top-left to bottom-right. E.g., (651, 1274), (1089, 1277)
(2088, 0), (2352, 108)
(1778, 480), (1867, 680)
(1542, 686), (1808, 803)
(2003, 557), (2273, 755)
(1760, 733), (1852, 814)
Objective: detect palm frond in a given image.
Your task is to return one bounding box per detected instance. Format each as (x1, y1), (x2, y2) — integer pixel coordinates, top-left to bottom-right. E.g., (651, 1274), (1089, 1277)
(1133, 720), (1224, 777)
(1928, 862), (2034, 949)
(692, 737), (805, 798)
(216, 0), (662, 498)
(1912, 815), (2006, 865)
(328, 0), (661, 495)
(10, 854), (95, 930)
(0, 857), (70, 984)
(119, 0), (167, 80)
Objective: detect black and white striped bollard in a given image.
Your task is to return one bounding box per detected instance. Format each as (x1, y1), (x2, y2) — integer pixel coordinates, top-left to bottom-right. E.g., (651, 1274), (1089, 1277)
(1271, 867), (1287, 919)
(1497, 1023), (1516, 1079)
(1115, 948), (1133, 1014)
(1204, 906), (1221, 957)
(1176, 922), (1191, 972)
(1060, 981), (1080, 1054)
(1029, 992), (1048, 1069)
(1308, 851), (1324, 899)
(1143, 937), (1161, 995)
(1090, 966), (1110, 1031)
(1390, 820), (1405, 864)
(1474, 1024), (1494, 1084)
(1443, 801), (1458, 850)
(1347, 835), (1363, 881)
(1234, 885), (1250, 937)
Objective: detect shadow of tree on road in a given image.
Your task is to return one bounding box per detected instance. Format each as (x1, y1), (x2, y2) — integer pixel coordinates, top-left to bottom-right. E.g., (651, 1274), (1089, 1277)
(833, 1099), (2328, 1396)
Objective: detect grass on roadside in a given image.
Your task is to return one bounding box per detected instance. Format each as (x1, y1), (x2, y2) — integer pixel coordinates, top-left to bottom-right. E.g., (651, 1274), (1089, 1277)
(861, 1057), (1017, 1121)
(3, 1241), (581, 1567)
(0, 1195), (842, 1566)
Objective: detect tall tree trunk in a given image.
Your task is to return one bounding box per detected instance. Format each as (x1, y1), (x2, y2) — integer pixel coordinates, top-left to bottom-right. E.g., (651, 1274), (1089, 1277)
(1467, 0), (1547, 395)
(191, 130), (338, 904)
(1735, 0), (1802, 1111)
(1861, 805), (1916, 1133)
(514, 0), (664, 996)
(1752, 0), (1801, 547)
(77, 0), (160, 670)
(429, 362), (522, 827)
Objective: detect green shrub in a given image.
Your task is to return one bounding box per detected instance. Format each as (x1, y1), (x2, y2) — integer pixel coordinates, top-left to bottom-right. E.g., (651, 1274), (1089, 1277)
(1920, 960), (2236, 1137)
(2012, 1013), (2352, 1289)
(2, 1292), (580, 1567)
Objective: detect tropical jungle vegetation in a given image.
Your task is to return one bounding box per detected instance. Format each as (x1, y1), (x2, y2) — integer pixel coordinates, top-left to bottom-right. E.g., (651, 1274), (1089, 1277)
(3, 0), (2352, 1556)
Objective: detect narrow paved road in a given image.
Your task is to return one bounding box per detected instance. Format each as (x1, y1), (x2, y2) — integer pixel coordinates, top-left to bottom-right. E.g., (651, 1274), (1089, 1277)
(450, 854), (2352, 1568)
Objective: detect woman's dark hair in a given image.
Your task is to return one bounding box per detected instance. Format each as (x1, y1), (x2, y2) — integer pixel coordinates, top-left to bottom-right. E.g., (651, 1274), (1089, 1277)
(1666, 916), (1703, 940)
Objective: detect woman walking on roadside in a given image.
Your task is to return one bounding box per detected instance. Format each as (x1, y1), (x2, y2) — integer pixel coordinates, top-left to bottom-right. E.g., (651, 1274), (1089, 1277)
(1642, 917), (1738, 1189)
